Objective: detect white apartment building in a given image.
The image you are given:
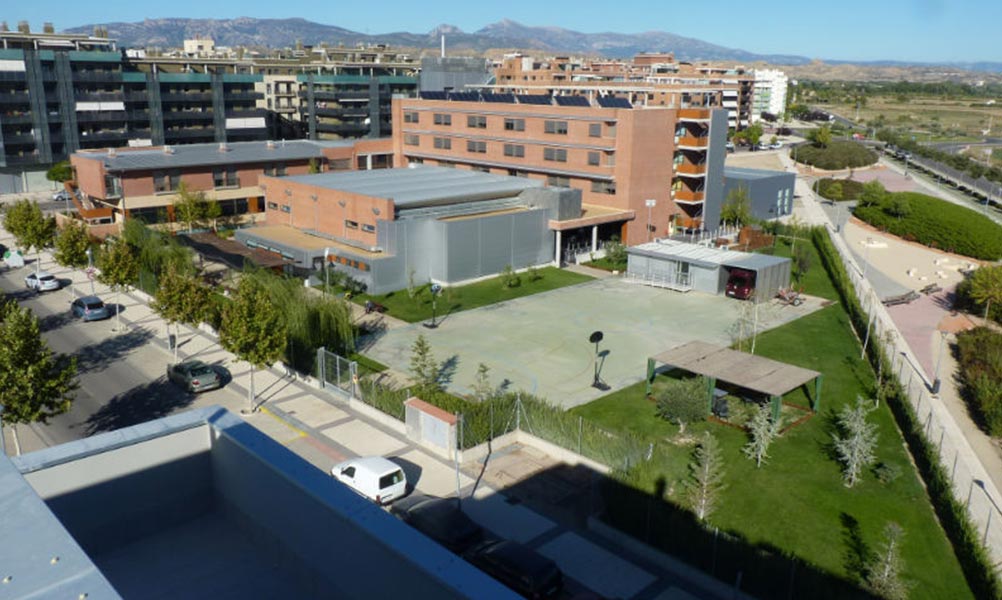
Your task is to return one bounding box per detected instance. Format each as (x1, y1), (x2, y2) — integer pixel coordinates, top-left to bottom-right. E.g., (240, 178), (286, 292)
(751, 69), (789, 122)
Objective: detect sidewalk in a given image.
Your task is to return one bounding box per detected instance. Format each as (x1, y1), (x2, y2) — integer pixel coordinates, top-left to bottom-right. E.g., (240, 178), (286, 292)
(0, 232), (749, 600)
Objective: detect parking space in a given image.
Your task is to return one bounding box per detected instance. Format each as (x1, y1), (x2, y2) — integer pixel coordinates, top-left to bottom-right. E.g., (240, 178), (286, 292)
(539, 531), (658, 599)
(321, 419), (409, 457)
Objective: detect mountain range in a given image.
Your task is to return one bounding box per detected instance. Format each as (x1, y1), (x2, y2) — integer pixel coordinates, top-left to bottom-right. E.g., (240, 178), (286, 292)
(64, 18), (1002, 75)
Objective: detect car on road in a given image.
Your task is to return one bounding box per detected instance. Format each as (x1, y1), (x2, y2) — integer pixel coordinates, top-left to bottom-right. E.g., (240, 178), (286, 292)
(770, 141), (784, 149)
(70, 295), (110, 321)
(464, 538), (564, 599)
(756, 141), (771, 151)
(390, 494), (485, 553)
(53, 190), (72, 202)
(25, 270), (60, 292)
(166, 359), (222, 393)
(725, 141), (735, 152)
(331, 456), (407, 505)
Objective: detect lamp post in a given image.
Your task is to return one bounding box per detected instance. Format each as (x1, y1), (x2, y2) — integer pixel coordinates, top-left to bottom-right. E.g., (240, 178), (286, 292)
(85, 247), (95, 295)
(424, 283), (442, 329)
(323, 248), (330, 296)
(932, 331), (947, 395)
(645, 199), (656, 242)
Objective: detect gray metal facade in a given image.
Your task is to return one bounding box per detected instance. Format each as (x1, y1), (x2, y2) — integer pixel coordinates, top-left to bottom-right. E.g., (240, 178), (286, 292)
(700, 109), (730, 230)
(419, 57), (492, 92)
(723, 167), (796, 225)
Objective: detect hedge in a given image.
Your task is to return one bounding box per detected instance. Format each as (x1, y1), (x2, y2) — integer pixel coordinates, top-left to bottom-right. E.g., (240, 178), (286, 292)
(853, 191), (1002, 260)
(956, 328), (1002, 435)
(792, 141), (878, 170)
(817, 178), (865, 201)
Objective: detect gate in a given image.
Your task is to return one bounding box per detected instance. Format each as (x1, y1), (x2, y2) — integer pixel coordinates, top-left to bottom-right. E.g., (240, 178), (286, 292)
(317, 346), (358, 397)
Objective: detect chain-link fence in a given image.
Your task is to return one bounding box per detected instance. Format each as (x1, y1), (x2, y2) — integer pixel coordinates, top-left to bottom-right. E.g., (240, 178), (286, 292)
(317, 347), (358, 398)
(820, 224), (1002, 565)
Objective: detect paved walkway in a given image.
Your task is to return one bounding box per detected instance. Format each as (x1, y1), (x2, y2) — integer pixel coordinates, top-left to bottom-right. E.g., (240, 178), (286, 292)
(0, 229), (748, 600)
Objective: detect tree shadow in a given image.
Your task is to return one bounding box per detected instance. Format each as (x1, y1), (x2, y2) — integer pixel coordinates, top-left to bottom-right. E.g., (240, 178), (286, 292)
(38, 310), (76, 333)
(75, 328), (154, 373)
(840, 512), (870, 582)
(84, 377), (196, 435)
(438, 354), (460, 387)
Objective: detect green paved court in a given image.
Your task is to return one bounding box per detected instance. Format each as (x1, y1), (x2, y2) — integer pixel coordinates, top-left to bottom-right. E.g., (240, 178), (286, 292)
(363, 277), (823, 409)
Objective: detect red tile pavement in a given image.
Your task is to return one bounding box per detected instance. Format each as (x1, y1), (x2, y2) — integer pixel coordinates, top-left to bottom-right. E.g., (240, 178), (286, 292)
(850, 169), (921, 193)
(886, 289), (954, 379)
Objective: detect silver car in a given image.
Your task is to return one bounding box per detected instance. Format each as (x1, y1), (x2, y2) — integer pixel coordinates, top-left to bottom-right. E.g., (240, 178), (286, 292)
(167, 360), (222, 393)
(71, 296), (110, 321)
(25, 270), (60, 292)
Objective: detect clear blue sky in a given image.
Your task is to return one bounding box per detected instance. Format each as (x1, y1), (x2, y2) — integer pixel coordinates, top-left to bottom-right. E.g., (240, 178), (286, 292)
(9, 0), (1002, 63)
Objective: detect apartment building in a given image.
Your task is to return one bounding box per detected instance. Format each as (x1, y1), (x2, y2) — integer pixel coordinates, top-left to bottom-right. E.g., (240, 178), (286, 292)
(69, 138), (393, 225)
(391, 92), (728, 248)
(751, 69), (789, 121)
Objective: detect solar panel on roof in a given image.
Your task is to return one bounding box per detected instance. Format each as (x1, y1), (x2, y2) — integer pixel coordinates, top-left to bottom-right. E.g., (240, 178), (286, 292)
(420, 91), (448, 100)
(554, 95), (591, 107)
(597, 96), (633, 109)
(481, 93), (516, 103)
(447, 91), (480, 102)
(515, 94), (552, 105)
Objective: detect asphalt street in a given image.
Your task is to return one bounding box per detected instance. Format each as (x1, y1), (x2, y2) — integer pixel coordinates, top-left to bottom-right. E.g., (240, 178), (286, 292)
(0, 261), (243, 450)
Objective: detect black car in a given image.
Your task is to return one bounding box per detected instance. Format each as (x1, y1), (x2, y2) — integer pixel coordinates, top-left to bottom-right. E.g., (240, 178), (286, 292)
(465, 539), (563, 600)
(390, 495), (485, 554)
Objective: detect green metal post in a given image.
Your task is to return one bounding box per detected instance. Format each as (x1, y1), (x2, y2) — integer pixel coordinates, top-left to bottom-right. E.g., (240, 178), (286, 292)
(813, 374), (824, 412)
(646, 358), (656, 396)
(707, 376), (717, 414)
(771, 395), (781, 421)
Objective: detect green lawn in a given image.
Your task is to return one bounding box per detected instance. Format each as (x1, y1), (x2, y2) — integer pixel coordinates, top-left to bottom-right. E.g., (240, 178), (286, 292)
(582, 257), (627, 272)
(354, 267), (593, 323)
(571, 239), (974, 599)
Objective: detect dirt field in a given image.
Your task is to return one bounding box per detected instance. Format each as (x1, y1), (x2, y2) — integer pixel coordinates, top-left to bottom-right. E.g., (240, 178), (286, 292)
(826, 96), (1002, 141)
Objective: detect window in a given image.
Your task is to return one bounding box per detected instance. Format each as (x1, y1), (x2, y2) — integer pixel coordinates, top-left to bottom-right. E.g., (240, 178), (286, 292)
(587, 152), (600, 166)
(361, 223), (376, 233)
(544, 120), (568, 134)
(410, 157), (424, 165)
(591, 180), (616, 194)
(153, 170), (180, 193)
(403, 111), (419, 123)
(473, 166), (489, 173)
(345, 219), (359, 229)
(404, 134), (420, 146)
(503, 144), (525, 157)
(266, 201), (278, 210)
(433, 113), (451, 125)
(589, 123), (601, 138)
(547, 175), (570, 187)
(543, 147), (567, 162)
(467, 115), (487, 129)
(433, 137), (451, 150)
(607, 123), (617, 137)
(280, 204), (291, 213)
(213, 168), (238, 187)
(467, 140), (487, 153)
(276, 164), (286, 177)
(504, 118), (525, 131)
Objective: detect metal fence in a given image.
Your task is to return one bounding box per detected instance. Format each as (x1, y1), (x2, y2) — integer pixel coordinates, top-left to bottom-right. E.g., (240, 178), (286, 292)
(317, 347), (358, 398)
(823, 223), (1002, 565)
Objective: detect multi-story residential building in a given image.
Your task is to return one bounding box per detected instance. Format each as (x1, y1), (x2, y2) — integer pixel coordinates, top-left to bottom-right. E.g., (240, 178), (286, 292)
(391, 92), (728, 248)
(750, 69), (789, 121)
(69, 138), (393, 226)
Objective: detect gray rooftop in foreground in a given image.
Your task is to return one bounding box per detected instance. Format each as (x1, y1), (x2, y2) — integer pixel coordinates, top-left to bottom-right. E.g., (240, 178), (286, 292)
(724, 166), (794, 180)
(6, 406), (515, 600)
(75, 140), (360, 172)
(281, 165), (544, 207)
(629, 239), (788, 270)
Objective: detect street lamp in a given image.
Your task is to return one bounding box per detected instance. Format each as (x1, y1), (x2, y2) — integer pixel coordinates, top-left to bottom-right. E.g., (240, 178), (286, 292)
(424, 283), (442, 329)
(85, 247), (95, 295)
(589, 331), (609, 390)
(645, 199), (656, 242)
(932, 331), (947, 395)
(323, 248), (330, 296)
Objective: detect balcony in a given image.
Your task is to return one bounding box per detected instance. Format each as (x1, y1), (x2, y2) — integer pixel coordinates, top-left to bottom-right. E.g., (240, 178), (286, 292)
(164, 127), (216, 140)
(224, 91), (263, 102)
(673, 188), (705, 203)
(124, 92), (152, 102)
(5, 155), (44, 166)
(316, 106), (369, 119)
(79, 130), (130, 142)
(676, 136), (708, 149)
(160, 92), (213, 102)
(676, 162), (707, 176)
(1, 113), (34, 124)
(72, 71), (123, 83)
(225, 108), (267, 119)
(75, 92), (124, 103)
(163, 110), (214, 122)
(317, 121), (368, 134)
(2, 133), (37, 145)
(0, 92), (31, 105)
(677, 108), (711, 121)
(76, 111), (128, 123)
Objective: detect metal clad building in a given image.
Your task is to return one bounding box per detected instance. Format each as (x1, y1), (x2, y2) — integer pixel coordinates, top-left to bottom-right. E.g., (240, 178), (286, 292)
(723, 166), (796, 224)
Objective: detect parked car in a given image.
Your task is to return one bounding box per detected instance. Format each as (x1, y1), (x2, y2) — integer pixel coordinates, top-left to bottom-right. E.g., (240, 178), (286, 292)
(725, 141), (735, 152)
(756, 141), (771, 151)
(465, 539), (564, 600)
(166, 359), (222, 393)
(725, 267), (756, 300)
(53, 190), (72, 202)
(390, 494), (485, 553)
(25, 270), (60, 292)
(331, 456), (407, 505)
(770, 141), (784, 149)
(70, 295), (110, 321)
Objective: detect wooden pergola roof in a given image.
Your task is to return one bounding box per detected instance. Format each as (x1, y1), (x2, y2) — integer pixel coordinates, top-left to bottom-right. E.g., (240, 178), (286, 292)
(650, 340), (821, 398)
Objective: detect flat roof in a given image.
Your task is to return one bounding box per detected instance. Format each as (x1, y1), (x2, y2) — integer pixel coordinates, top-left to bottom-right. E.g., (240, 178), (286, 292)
(179, 232), (292, 270)
(76, 140), (350, 172)
(281, 166), (543, 208)
(242, 224), (385, 258)
(651, 340), (820, 397)
(724, 166), (794, 181)
(628, 239), (751, 268)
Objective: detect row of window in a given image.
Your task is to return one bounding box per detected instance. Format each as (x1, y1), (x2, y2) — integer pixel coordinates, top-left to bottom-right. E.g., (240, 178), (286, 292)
(409, 135), (614, 166)
(404, 111), (614, 138)
(405, 158), (616, 195)
(263, 201), (378, 233)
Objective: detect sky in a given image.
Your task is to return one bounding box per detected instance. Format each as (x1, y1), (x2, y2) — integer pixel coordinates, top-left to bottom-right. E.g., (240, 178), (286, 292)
(9, 0), (1002, 63)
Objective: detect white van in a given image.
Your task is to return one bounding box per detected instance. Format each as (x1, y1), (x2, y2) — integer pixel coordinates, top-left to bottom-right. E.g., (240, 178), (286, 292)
(331, 456), (407, 505)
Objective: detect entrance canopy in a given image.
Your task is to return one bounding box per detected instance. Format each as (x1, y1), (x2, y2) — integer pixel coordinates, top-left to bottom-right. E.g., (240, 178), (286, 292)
(647, 340), (823, 417)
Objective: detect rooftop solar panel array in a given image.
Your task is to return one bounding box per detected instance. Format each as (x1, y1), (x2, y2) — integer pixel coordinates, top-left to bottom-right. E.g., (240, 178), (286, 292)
(515, 94), (553, 105)
(448, 91), (481, 102)
(481, 93), (516, 103)
(597, 96), (633, 109)
(554, 95), (591, 107)
(419, 91), (448, 100)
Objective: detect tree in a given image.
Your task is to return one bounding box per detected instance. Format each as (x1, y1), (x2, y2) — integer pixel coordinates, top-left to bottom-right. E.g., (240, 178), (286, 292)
(409, 334), (441, 394)
(151, 262), (212, 362)
(720, 186), (752, 227)
(655, 376), (709, 432)
(745, 123), (764, 146)
(858, 180), (890, 208)
(604, 235), (627, 266)
(0, 301), (77, 455)
(308, 158), (321, 174)
(967, 265), (1002, 321)
(97, 237), (140, 332)
(826, 181), (844, 202)
(832, 397), (880, 488)
(743, 405), (780, 468)
(472, 362), (493, 402)
(172, 182), (212, 232)
(203, 198), (223, 233)
(2, 198), (56, 274)
(793, 242), (812, 284)
(53, 219), (91, 270)
(46, 161), (73, 183)
(865, 522), (910, 600)
(887, 195), (911, 219)
(684, 432), (726, 521)
(810, 125), (833, 148)
(219, 277), (287, 411)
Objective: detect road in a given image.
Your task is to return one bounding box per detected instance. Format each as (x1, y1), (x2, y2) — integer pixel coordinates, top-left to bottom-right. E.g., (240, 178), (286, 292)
(0, 263), (243, 452)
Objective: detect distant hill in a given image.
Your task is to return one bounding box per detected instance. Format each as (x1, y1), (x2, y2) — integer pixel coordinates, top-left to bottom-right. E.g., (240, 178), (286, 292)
(64, 17), (810, 64)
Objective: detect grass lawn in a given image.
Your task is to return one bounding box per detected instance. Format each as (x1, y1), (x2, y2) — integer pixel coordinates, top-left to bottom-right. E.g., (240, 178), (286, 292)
(582, 257), (626, 272)
(353, 267), (593, 323)
(571, 238), (974, 599)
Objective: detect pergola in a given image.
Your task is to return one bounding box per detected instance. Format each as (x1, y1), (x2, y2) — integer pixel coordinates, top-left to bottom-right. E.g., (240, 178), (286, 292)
(646, 340), (823, 420)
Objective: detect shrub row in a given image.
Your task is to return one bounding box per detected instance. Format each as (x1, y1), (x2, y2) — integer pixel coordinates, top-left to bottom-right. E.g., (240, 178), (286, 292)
(853, 191), (1002, 260)
(955, 275), (1002, 324)
(793, 140), (878, 170)
(817, 177), (865, 201)
(956, 328), (1002, 436)
(879, 128), (1002, 185)
(811, 227), (1002, 600)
